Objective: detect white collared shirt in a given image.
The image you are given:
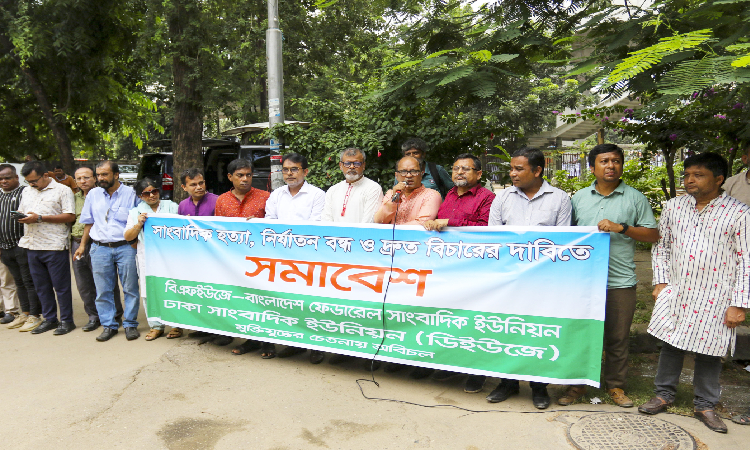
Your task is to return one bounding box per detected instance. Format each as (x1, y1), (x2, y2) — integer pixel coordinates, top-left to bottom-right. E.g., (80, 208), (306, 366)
(322, 177), (384, 223)
(488, 180), (571, 226)
(18, 179), (76, 250)
(264, 181), (325, 221)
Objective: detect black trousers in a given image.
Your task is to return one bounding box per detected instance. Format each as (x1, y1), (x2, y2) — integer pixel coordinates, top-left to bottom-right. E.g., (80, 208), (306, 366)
(0, 246), (40, 316)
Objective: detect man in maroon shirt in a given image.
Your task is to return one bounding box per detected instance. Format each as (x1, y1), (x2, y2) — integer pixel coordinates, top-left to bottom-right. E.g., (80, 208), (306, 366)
(420, 153), (495, 389)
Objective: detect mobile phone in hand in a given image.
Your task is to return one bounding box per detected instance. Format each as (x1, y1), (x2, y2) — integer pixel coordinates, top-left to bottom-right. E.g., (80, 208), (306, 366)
(10, 210), (27, 220)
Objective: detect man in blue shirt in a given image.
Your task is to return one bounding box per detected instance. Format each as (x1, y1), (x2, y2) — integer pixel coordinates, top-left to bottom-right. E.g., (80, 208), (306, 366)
(75, 161), (140, 342)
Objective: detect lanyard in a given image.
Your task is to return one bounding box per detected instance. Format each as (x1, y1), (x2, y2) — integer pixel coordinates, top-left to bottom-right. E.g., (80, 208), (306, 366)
(341, 184), (353, 216)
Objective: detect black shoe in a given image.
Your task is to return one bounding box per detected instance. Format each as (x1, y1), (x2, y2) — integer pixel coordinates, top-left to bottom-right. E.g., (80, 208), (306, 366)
(384, 363), (406, 373)
(486, 382), (520, 403)
(464, 375), (487, 393)
(409, 367), (434, 379)
(31, 319), (59, 334)
(310, 350), (325, 364)
(82, 319), (100, 332)
(329, 354), (353, 365)
(53, 321), (76, 335)
(433, 370), (460, 381)
(97, 328), (118, 341)
(363, 359), (381, 371)
(212, 335), (233, 346)
(0, 312), (14, 324)
(124, 327), (140, 341)
(532, 387), (551, 409)
(188, 330), (211, 339)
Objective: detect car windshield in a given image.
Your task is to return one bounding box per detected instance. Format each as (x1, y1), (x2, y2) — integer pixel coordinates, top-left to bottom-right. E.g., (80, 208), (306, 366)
(120, 165), (138, 174)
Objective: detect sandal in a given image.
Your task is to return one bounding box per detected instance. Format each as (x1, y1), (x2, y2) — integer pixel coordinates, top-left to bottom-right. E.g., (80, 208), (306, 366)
(261, 342), (276, 359)
(232, 339), (261, 355)
(732, 411), (750, 425)
(166, 328), (183, 339)
(145, 329), (164, 341)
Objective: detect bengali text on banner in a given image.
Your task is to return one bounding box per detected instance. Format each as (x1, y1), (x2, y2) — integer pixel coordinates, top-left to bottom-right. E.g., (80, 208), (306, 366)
(144, 215), (610, 387)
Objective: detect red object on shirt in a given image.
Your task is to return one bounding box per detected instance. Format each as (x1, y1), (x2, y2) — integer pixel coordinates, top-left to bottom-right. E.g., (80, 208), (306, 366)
(215, 188), (270, 218)
(437, 185), (495, 227)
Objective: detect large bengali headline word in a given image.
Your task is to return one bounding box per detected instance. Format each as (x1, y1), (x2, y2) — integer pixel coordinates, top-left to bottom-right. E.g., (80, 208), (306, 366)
(160, 279), (563, 362)
(151, 224), (595, 263)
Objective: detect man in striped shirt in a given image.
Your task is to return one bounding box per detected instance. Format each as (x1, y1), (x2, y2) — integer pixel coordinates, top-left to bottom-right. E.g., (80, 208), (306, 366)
(0, 164), (42, 331)
(639, 152), (749, 434)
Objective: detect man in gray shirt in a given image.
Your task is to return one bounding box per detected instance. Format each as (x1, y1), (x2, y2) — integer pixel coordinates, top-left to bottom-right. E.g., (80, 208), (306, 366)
(486, 147), (572, 409)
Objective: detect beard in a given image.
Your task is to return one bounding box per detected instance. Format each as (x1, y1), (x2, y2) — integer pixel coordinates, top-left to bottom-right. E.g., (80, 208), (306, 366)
(344, 172), (362, 183)
(454, 179), (468, 187)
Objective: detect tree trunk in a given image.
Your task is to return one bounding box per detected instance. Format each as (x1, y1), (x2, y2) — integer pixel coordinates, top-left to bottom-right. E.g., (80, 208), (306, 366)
(169, 0), (203, 204)
(0, 32), (76, 174)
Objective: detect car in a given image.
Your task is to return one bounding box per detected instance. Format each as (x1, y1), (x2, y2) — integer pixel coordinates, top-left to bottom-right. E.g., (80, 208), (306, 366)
(138, 139), (272, 200)
(138, 152), (174, 199)
(118, 164), (139, 186)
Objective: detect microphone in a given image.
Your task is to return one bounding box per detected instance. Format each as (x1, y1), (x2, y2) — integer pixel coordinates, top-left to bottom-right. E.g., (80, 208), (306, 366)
(391, 190), (402, 202)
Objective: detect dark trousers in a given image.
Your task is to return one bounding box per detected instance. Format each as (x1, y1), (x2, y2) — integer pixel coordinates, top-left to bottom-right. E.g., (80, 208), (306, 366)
(501, 379), (548, 391)
(654, 342), (722, 410)
(0, 246), (40, 316)
(71, 240), (122, 321)
(603, 286), (637, 390)
(27, 249), (73, 323)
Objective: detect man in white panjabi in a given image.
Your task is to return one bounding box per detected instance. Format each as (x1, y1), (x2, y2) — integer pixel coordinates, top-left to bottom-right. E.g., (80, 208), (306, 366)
(639, 152), (749, 434)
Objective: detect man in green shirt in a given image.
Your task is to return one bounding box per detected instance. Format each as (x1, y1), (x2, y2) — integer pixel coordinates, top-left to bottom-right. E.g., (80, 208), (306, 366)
(561, 144), (659, 408)
(71, 166), (122, 331)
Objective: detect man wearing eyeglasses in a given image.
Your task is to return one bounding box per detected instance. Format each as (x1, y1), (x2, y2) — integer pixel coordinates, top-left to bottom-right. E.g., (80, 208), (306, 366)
(261, 153), (327, 362)
(71, 166), (123, 332)
(374, 156), (442, 226)
(323, 147), (384, 368)
(485, 146), (572, 410)
(322, 148), (383, 223)
(422, 153), (495, 386)
(75, 161), (140, 342)
(17, 161), (76, 335)
(400, 138), (453, 199)
(264, 153), (325, 222)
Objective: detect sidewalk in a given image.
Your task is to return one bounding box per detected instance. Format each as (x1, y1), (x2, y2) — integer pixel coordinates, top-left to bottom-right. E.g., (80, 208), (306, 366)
(2, 253), (749, 449)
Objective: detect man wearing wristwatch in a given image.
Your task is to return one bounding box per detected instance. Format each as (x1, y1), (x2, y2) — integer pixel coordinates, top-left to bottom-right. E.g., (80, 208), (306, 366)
(17, 161), (76, 335)
(75, 161), (140, 342)
(562, 144), (659, 408)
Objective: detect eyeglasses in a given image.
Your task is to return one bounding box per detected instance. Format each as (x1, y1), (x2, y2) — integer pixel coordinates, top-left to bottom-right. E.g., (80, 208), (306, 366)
(25, 176), (42, 185)
(396, 169), (422, 176)
(452, 166), (478, 173)
(341, 161), (363, 168)
(281, 167), (301, 174)
(140, 190), (160, 198)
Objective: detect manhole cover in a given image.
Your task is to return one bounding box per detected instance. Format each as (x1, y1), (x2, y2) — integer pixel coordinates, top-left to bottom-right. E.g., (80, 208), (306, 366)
(568, 413), (695, 450)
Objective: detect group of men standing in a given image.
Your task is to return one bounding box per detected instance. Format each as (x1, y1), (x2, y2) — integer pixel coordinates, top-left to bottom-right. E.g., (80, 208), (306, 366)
(1, 140), (748, 434)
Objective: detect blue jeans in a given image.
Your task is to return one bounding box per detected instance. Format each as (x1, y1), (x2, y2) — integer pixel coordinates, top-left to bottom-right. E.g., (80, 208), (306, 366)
(90, 243), (139, 329)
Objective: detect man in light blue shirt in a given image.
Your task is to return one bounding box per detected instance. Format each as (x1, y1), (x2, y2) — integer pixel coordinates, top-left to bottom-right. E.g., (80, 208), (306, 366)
(75, 161), (140, 342)
(485, 147), (571, 409)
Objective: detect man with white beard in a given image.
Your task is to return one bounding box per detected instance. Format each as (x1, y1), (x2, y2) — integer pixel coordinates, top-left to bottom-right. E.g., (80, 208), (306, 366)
(322, 147), (383, 223)
(263, 153), (326, 362)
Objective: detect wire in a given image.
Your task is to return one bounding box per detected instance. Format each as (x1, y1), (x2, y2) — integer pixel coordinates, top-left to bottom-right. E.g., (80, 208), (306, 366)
(361, 197), (399, 382)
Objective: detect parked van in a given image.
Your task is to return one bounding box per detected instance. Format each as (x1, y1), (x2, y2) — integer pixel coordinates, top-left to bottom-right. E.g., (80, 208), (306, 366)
(137, 139), (271, 200)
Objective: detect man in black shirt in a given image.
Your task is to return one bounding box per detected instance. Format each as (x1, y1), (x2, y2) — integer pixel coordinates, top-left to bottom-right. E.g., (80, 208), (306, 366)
(0, 164), (41, 330)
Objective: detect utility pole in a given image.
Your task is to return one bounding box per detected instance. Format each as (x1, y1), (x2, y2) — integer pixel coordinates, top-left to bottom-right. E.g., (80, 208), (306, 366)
(267, 0), (285, 190)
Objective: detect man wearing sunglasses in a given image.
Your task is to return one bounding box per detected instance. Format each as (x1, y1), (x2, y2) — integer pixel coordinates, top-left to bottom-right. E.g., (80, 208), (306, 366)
(75, 161), (140, 342)
(17, 161), (76, 335)
(322, 148), (383, 223)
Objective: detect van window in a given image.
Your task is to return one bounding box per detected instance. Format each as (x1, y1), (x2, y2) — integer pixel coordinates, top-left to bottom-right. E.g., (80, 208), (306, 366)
(141, 155), (165, 176)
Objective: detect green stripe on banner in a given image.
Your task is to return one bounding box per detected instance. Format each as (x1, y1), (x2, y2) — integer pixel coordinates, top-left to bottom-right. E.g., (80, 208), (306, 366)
(146, 276), (603, 385)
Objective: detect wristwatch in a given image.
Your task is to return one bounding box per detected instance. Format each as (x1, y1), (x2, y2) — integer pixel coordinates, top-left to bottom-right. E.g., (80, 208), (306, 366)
(618, 222), (629, 234)
(37, 215), (43, 223)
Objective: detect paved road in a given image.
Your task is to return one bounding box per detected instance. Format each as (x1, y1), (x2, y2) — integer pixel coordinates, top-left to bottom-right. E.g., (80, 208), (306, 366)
(3, 279), (750, 449)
